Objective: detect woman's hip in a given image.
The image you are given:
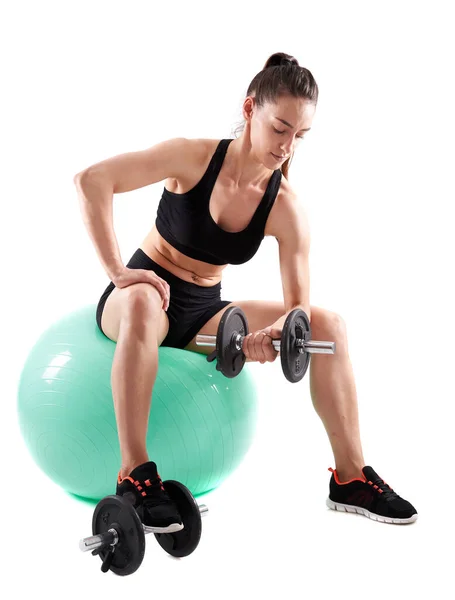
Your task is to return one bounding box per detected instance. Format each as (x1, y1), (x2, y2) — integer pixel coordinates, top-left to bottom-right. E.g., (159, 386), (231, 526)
(95, 248), (228, 347)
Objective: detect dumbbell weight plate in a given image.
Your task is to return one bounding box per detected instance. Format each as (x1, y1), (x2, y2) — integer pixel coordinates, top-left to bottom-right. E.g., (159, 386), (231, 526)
(92, 495), (145, 576)
(280, 309), (312, 383)
(216, 306), (248, 378)
(154, 480), (202, 558)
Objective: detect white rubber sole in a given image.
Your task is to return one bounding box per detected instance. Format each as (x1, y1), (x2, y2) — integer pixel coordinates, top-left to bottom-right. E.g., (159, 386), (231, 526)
(326, 497), (418, 524)
(143, 522), (184, 534)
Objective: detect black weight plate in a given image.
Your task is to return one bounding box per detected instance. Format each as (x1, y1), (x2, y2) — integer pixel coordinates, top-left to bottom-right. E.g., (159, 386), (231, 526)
(280, 309), (311, 383)
(216, 306), (248, 378)
(92, 495), (145, 576)
(154, 480), (202, 558)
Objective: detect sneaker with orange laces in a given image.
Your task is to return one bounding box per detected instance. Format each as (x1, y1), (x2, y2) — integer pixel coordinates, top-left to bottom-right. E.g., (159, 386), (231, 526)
(116, 461), (184, 533)
(326, 466), (418, 524)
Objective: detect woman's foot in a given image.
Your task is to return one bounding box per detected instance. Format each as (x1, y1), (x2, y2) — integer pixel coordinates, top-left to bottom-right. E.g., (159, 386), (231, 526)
(117, 460), (184, 533)
(326, 466), (418, 524)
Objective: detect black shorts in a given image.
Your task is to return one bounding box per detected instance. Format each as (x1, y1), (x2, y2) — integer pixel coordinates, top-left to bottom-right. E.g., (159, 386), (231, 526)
(95, 248), (232, 349)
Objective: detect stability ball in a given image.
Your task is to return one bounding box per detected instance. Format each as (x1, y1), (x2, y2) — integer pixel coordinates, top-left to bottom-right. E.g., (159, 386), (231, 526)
(17, 305), (258, 500)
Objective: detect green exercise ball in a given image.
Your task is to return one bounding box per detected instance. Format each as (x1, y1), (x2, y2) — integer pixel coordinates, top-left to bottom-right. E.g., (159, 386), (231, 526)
(17, 305), (258, 500)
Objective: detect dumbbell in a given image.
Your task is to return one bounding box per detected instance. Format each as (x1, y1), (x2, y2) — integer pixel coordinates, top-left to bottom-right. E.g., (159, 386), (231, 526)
(196, 306), (335, 383)
(79, 480), (208, 576)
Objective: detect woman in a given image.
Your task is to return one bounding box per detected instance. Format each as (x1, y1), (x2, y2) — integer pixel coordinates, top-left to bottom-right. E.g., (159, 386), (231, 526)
(75, 52), (417, 531)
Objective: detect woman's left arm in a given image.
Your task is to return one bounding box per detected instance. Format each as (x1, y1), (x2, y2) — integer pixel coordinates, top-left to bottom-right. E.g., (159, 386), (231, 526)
(270, 191), (311, 330)
(240, 192), (311, 361)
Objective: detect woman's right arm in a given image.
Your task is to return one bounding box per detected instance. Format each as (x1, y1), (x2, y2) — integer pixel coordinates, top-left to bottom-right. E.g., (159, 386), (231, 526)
(74, 172), (125, 282)
(75, 171), (170, 309)
(74, 137), (201, 283)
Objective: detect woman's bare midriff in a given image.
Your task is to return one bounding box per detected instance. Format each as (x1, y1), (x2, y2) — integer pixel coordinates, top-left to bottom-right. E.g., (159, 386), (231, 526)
(140, 225), (226, 287)
(138, 137), (287, 288)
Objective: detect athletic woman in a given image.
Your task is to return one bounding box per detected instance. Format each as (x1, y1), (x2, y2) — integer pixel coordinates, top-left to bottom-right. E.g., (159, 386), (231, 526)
(75, 52), (417, 530)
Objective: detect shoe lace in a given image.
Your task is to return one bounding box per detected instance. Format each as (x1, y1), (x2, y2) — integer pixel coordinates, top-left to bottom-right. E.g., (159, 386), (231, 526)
(369, 476), (399, 500)
(141, 476), (174, 508)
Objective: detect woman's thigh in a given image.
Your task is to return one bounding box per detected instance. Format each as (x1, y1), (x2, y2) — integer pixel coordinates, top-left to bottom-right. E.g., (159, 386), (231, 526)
(101, 284), (170, 344)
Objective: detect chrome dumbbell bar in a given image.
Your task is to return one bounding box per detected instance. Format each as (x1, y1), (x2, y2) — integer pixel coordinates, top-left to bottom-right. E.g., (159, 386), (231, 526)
(196, 334), (335, 355)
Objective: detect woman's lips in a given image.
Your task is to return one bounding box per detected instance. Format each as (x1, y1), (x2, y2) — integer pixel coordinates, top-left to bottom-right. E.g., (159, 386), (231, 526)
(271, 153), (286, 161)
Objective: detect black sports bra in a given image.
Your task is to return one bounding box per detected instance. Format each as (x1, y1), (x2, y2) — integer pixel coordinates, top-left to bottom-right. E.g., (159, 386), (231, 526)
(155, 138), (282, 265)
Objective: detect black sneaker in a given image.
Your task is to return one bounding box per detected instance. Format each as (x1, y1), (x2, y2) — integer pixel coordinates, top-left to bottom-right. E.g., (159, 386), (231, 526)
(326, 466), (418, 525)
(116, 461), (184, 533)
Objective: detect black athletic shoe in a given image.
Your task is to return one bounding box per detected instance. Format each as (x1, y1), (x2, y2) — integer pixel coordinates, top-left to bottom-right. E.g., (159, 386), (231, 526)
(326, 466), (418, 525)
(116, 461), (184, 533)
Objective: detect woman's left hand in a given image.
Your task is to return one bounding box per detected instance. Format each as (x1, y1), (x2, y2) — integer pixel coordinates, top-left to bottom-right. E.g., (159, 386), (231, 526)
(242, 326), (281, 363)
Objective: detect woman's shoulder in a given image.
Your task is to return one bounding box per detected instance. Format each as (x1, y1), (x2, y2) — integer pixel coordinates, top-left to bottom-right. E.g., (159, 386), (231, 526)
(265, 178), (307, 239)
(186, 137), (222, 157)
(177, 137), (224, 174)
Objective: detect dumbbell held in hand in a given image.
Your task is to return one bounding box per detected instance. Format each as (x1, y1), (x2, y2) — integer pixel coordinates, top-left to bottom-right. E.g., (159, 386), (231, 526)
(196, 306), (335, 383)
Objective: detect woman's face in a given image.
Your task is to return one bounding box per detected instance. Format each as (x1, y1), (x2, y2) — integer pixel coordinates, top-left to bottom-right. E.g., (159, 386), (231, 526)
(245, 94), (316, 168)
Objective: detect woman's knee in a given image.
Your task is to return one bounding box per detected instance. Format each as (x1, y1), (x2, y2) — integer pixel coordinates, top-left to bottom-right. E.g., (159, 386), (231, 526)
(122, 283), (164, 323)
(102, 282), (165, 342)
(311, 307), (346, 340)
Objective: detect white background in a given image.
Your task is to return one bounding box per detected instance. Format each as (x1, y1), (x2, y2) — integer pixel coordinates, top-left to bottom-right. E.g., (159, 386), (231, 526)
(2, 0), (454, 597)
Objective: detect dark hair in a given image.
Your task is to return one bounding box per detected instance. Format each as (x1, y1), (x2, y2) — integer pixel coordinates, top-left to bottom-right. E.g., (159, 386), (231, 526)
(233, 52), (319, 180)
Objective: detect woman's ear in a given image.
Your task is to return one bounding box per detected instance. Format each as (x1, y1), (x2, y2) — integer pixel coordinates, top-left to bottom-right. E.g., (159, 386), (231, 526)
(243, 96), (255, 122)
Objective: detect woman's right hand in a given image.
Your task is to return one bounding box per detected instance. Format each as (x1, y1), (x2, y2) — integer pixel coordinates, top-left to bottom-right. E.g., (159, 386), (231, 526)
(112, 268), (170, 311)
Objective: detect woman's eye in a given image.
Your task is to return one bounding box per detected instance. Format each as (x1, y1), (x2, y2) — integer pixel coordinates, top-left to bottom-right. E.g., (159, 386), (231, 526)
(273, 127), (304, 140)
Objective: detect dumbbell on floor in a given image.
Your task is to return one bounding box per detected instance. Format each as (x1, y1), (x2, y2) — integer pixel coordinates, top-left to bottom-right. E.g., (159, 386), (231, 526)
(79, 480), (208, 576)
(196, 306), (336, 383)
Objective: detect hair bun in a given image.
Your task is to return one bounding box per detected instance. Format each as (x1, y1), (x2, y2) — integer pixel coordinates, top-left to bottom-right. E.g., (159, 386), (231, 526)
(264, 52), (299, 69)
